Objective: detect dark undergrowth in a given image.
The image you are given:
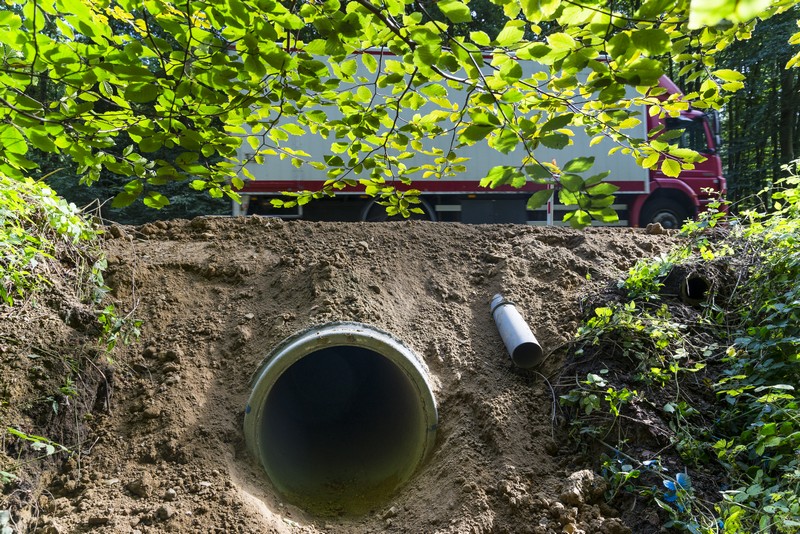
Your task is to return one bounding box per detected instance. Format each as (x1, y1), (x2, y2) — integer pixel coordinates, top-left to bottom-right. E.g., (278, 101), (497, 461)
(560, 162), (800, 533)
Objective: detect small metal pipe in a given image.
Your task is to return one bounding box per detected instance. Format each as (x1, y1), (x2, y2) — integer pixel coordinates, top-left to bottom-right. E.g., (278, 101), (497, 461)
(490, 294), (544, 368)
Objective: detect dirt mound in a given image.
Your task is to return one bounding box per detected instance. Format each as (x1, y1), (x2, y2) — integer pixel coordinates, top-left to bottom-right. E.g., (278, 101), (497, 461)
(2, 218), (678, 533)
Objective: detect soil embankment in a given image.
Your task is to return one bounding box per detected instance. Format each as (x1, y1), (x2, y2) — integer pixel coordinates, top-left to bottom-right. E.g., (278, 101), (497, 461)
(1, 219), (677, 533)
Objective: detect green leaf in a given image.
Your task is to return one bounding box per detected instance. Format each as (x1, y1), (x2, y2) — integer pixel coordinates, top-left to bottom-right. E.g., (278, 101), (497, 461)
(492, 129), (520, 154)
(584, 171), (610, 187)
(599, 83), (626, 104)
(559, 189), (579, 207)
(588, 195), (615, 208)
(526, 163), (553, 180)
(560, 173), (584, 192)
(661, 158), (682, 177)
(13, 93), (43, 111)
(608, 32), (632, 60)
(111, 191), (138, 208)
(689, 0), (771, 29)
(499, 60), (523, 83)
(586, 182), (619, 196)
(642, 152), (660, 169)
(480, 166), (522, 188)
(143, 192), (170, 209)
(547, 32), (576, 51)
(139, 136), (162, 153)
(414, 45), (440, 73)
(27, 131), (57, 153)
(244, 54), (267, 79)
(616, 58), (663, 86)
(362, 52), (378, 73)
(590, 207), (619, 223)
(526, 189), (553, 210)
(540, 132), (569, 149)
(713, 69), (745, 82)
(0, 125), (28, 155)
(460, 124), (495, 143)
(470, 31), (491, 46)
(563, 156), (594, 173)
(565, 209), (591, 229)
(337, 12), (363, 37)
(123, 83), (160, 103)
(438, 0), (472, 23)
(540, 113), (574, 133)
(519, 43), (552, 60)
(496, 20), (525, 46)
(630, 29), (671, 56)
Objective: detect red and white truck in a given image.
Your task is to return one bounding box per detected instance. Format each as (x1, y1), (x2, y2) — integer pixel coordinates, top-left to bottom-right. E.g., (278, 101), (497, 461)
(233, 50), (725, 228)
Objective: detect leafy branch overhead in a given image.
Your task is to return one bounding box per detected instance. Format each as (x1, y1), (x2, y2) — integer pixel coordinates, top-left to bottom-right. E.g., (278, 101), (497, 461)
(0, 0), (797, 223)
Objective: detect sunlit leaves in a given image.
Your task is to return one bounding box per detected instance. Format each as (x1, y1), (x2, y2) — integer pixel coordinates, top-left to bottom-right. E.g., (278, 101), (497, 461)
(526, 189), (554, 209)
(0, 0), (789, 224)
(124, 83), (160, 103)
(26, 131), (57, 153)
(470, 31), (491, 46)
(631, 29), (672, 56)
(564, 157), (595, 173)
(540, 133), (570, 149)
(437, 0), (472, 23)
(662, 158), (683, 178)
(480, 165), (525, 188)
(0, 125), (28, 155)
(541, 114), (574, 133)
(712, 68), (747, 91)
(496, 20), (526, 46)
(143, 191), (170, 209)
(688, 0), (773, 29)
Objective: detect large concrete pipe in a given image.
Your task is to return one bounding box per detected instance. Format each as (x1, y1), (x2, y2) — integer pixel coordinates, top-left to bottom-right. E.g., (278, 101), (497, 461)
(243, 322), (438, 515)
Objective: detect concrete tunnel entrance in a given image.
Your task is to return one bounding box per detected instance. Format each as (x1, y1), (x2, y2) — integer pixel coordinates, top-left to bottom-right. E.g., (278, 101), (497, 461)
(243, 322), (438, 515)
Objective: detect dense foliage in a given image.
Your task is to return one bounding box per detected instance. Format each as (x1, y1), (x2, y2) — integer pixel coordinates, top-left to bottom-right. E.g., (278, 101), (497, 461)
(0, 175), (104, 305)
(561, 161), (800, 532)
(0, 0), (797, 223)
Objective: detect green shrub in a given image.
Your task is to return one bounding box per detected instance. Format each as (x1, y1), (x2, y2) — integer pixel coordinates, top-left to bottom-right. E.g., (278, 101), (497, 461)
(562, 160), (800, 533)
(0, 174), (103, 306)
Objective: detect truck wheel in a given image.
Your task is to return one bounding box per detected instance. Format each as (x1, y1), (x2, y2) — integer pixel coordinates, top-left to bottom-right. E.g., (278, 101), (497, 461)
(640, 198), (691, 230)
(360, 198), (436, 222)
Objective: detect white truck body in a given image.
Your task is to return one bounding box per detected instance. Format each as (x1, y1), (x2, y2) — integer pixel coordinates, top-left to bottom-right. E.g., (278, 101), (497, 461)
(233, 50), (723, 227)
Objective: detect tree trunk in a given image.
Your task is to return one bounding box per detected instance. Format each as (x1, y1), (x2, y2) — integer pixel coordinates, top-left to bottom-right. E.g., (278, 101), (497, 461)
(779, 66), (799, 165)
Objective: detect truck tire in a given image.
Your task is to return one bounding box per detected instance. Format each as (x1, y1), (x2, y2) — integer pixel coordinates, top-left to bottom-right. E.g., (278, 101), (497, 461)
(640, 198), (691, 230)
(360, 198), (436, 222)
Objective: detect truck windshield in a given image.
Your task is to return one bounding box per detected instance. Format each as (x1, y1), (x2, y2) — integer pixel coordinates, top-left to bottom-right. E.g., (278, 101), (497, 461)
(665, 117), (712, 153)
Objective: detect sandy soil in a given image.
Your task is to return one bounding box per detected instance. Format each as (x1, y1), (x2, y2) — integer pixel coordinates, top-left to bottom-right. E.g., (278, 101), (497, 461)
(1, 218), (678, 534)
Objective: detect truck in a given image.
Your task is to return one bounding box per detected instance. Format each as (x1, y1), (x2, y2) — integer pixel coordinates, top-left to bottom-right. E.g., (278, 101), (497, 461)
(232, 50), (725, 228)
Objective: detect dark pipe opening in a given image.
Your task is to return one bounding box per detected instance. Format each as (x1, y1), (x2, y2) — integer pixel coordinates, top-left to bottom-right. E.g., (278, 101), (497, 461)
(244, 323), (437, 516)
(512, 342), (544, 368)
(260, 347), (422, 514)
(681, 275), (710, 305)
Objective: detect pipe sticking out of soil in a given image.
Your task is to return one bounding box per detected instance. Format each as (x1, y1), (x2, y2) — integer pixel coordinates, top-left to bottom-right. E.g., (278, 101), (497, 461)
(491, 294), (544, 368)
(243, 322), (438, 516)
